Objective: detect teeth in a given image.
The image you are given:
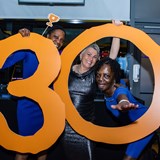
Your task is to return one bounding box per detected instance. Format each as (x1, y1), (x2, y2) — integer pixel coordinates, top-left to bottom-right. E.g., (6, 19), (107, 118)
(99, 84), (104, 86)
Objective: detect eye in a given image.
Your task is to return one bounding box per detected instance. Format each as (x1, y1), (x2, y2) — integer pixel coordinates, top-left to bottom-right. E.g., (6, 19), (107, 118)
(53, 35), (58, 40)
(93, 55), (99, 60)
(96, 73), (100, 78)
(87, 52), (91, 56)
(104, 74), (110, 79)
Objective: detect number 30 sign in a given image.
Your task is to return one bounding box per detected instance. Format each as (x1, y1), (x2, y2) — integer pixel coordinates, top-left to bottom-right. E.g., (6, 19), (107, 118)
(0, 23), (160, 154)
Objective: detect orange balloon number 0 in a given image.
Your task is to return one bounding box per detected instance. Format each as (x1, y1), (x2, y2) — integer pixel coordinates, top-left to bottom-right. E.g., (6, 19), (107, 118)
(55, 23), (160, 144)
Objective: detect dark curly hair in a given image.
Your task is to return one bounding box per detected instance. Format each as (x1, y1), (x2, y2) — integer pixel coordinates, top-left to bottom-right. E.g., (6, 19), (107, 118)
(96, 57), (121, 84)
(46, 25), (66, 38)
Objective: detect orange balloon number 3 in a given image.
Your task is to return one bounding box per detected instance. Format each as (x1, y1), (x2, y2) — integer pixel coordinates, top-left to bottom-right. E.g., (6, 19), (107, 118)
(0, 33), (65, 154)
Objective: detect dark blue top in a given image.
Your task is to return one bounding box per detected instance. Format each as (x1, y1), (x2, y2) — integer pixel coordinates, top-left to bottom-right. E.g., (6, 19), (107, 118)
(2, 50), (38, 78)
(1, 50), (43, 136)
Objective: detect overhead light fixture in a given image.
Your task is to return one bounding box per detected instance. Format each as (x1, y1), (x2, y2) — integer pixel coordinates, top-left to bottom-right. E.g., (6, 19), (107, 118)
(68, 19), (83, 24)
(144, 25), (160, 29)
(18, 0), (85, 5)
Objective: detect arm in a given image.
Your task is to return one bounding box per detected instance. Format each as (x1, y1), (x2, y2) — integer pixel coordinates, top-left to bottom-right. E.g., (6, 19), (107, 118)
(109, 37), (120, 60)
(111, 94), (138, 111)
(109, 20), (123, 60)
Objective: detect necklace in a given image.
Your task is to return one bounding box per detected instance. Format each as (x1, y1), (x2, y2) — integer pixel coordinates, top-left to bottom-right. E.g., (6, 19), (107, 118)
(77, 64), (89, 75)
(76, 65), (86, 81)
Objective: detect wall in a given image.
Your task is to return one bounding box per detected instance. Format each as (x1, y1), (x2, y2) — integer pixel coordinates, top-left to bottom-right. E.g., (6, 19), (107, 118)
(135, 0), (160, 21)
(0, 0), (130, 20)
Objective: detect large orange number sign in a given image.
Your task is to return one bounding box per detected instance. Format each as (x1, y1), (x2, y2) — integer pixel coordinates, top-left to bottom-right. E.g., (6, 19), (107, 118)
(55, 23), (160, 144)
(0, 33), (65, 153)
(0, 23), (160, 153)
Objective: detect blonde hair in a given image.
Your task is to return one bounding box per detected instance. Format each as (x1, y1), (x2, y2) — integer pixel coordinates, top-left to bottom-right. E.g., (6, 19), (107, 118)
(81, 43), (100, 55)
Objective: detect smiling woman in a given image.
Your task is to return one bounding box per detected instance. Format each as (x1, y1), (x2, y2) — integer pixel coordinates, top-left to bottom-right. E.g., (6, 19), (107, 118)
(95, 57), (155, 160)
(61, 43), (100, 160)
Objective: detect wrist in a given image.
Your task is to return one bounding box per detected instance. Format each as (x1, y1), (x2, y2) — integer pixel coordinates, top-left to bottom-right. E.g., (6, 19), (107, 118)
(118, 99), (129, 104)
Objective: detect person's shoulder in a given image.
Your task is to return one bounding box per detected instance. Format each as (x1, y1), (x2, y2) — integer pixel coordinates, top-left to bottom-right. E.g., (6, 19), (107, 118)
(115, 86), (129, 94)
(72, 64), (78, 72)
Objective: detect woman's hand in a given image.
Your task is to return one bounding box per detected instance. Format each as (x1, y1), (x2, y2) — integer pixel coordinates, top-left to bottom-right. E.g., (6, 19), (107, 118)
(111, 100), (138, 111)
(112, 20), (123, 26)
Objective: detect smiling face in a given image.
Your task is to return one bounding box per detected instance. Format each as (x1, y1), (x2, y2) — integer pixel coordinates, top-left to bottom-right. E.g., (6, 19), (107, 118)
(96, 63), (115, 95)
(80, 47), (99, 71)
(47, 29), (65, 50)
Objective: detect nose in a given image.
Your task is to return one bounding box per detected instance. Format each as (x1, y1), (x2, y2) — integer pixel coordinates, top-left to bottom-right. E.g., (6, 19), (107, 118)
(99, 75), (103, 81)
(87, 55), (94, 62)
